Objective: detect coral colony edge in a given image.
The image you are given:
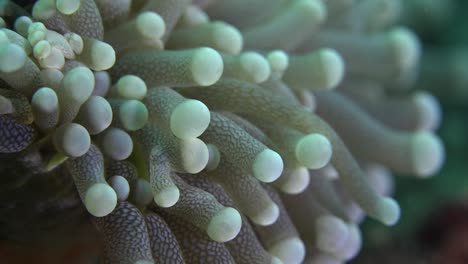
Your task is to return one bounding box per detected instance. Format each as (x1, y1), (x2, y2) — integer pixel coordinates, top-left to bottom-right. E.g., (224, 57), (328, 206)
(0, 0), (445, 263)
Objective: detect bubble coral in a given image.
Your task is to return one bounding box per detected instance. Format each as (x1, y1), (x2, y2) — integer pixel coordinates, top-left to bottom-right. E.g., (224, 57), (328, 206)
(0, 0), (445, 263)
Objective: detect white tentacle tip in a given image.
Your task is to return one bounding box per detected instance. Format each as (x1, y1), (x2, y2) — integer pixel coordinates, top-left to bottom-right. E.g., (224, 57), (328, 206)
(154, 186), (180, 208)
(207, 207), (242, 242)
(253, 149), (284, 183)
(85, 183), (118, 217)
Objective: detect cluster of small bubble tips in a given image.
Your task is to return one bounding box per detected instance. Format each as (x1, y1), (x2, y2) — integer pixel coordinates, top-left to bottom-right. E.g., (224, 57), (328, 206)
(0, 0), (445, 263)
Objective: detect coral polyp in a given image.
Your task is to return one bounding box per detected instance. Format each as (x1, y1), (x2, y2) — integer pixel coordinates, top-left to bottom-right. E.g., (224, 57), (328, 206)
(0, 0), (445, 263)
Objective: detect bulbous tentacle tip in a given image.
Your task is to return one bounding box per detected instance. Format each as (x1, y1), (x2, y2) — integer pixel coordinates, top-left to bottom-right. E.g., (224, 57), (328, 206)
(388, 27), (421, 71)
(108, 176), (130, 201)
(153, 186), (180, 208)
(318, 48), (345, 90)
(119, 100), (149, 131)
(56, 0), (81, 15)
(315, 215), (350, 254)
(53, 123), (91, 158)
(336, 224), (362, 261)
(170, 99), (211, 139)
(301, 0), (327, 24)
(253, 148), (284, 183)
(413, 91), (441, 131)
(213, 22), (243, 54)
(278, 167), (310, 195)
(239, 52), (271, 83)
(85, 183), (118, 217)
(191, 47), (224, 86)
(0, 43), (27, 73)
(376, 197), (401, 226)
(84, 39), (116, 71)
(102, 128), (133, 160)
(180, 137), (210, 173)
(411, 131), (445, 178)
(251, 201), (280, 226)
(296, 133), (332, 169)
(115, 75), (147, 100)
(207, 207), (242, 242)
(267, 50), (289, 76)
(136, 11), (166, 40)
(269, 237), (306, 264)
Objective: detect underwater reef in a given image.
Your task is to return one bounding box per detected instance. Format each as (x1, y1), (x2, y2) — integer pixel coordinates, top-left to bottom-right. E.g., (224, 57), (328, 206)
(0, 0), (446, 263)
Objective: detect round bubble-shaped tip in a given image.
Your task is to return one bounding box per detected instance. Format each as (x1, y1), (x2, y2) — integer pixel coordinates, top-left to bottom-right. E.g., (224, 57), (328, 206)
(102, 128), (133, 160)
(253, 149), (284, 183)
(89, 41), (116, 71)
(388, 27), (421, 71)
(336, 224), (362, 261)
(191, 47), (224, 86)
(180, 138), (209, 173)
(207, 207), (242, 242)
(56, 0), (80, 15)
(28, 30), (46, 46)
(14, 16), (32, 36)
(33, 40), (51, 59)
(295, 133), (332, 169)
(32, 2), (56, 20)
(85, 183), (118, 217)
(251, 202), (280, 226)
(63, 66), (95, 102)
(56, 123), (91, 158)
(108, 176), (130, 201)
(116, 75), (147, 100)
(137, 11), (166, 39)
(268, 50), (289, 74)
(0, 43), (27, 72)
(279, 167), (310, 194)
(32, 87), (58, 112)
(66, 32), (84, 54)
(269, 237), (306, 264)
(315, 215), (350, 254)
(318, 49), (345, 90)
(170, 99), (210, 139)
(411, 132), (445, 177)
(300, 0), (327, 24)
(120, 100), (149, 131)
(240, 52), (271, 83)
(414, 91), (442, 131)
(376, 197), (400, 226)
(80, 96), (113, 135)
(154, 186), (180, 208)
(181, 5), (209, 26)
(213, 22), (243, 54)
(28, 22), (47, 35)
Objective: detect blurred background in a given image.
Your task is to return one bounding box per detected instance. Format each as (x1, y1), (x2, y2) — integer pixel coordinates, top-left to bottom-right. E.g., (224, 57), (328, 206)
(355, 0), (468, 263)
